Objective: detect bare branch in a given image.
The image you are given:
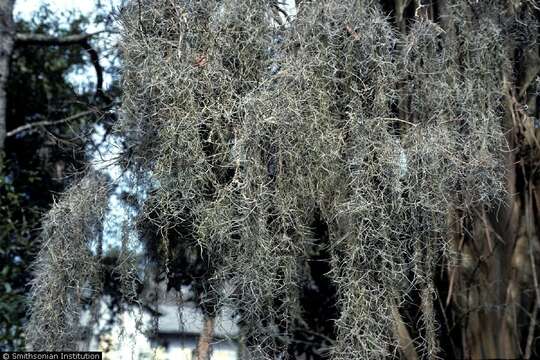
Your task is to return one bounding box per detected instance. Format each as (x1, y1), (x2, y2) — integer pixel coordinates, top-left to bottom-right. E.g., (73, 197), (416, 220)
(6, 110), (95, 138)
(14, 31), (105, 46)
(80, 39), (110, 103)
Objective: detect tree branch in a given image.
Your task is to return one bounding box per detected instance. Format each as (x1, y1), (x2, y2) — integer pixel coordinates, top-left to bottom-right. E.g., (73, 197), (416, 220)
(271, 2), (290, 26)
(80, 38), (110, 103)
(6, 110), (95, 138)
(14, 31), (104, 46)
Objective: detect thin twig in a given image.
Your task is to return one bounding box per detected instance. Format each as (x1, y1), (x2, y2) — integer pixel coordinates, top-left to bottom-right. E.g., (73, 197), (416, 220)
(6, 110), (95, 138)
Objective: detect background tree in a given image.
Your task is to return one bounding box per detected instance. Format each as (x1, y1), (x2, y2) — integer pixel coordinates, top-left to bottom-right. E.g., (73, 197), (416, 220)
(0, 0), (15, 149)
(0, 1), (119, 350)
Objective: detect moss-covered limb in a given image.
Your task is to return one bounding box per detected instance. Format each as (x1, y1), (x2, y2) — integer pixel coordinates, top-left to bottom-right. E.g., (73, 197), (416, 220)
(443, 1), (540, 358)
(120, 0), (275, 229)
(26, 173), (108, 350)
(115, 0), (520, 358)
(120, 0), (288, 355)
(395, 2), (508, 356)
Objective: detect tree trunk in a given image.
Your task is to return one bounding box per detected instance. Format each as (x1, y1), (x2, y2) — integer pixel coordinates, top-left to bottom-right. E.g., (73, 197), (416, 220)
(0, 0), (15, 151)
(196, 316), (215, 360)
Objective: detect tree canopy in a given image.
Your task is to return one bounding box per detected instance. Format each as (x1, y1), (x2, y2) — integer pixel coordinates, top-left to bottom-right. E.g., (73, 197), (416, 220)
(0, 2), (119, 350)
